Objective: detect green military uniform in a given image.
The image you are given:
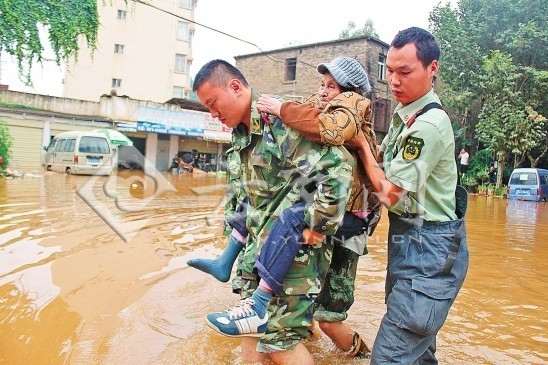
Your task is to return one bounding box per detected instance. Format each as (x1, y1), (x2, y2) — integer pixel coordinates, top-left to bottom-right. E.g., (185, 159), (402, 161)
(379, 89), (457, 221)
(226, 91), (353, 352)
(372, 89), (469, 363)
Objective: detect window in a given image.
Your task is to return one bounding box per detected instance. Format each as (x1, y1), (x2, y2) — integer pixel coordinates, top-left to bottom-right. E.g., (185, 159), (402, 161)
(79, 137), (111, 154)
(510, 172), (538, 186)
(188, 30), (194, 48)
(47, 139), (57, 152)
(177, 21), (189, 41)
(284, 58), (297, 81)
(173, 86), (186, 99)
(112, 78), (122, 88)
(378, 55), (386, 80)
(55, 139), (66, 152)
(114, 44), (125, 54)
(64, 139), (76, 152)
(179, 0), (191, 8)
(174, 54), (186, 73)
(117, 10), (127, 20)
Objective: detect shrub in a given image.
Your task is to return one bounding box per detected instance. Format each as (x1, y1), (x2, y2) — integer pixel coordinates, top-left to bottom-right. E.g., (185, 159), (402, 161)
(0, 120), (12, 172)
(477, 184), (488, 195)
(462, 174), (477, 186)
(494, 186), (507, 197)
(467, 149), (492, 184)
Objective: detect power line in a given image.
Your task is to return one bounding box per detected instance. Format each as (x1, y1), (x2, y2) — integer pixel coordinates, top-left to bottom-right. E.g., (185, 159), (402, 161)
(130, 0), (316, 68)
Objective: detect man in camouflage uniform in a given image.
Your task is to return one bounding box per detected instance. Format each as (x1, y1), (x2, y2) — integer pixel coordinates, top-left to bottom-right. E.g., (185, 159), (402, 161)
(193, 59), (353, 364)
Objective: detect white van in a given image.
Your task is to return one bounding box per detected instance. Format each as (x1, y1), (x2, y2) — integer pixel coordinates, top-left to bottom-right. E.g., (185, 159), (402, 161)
(507, 168), (548, 202)
(43, 131), (115, 175)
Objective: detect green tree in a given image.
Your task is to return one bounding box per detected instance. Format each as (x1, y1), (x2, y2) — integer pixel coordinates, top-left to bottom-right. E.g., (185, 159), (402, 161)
(0, 120), (12, 173)
(339, 19), (379, 39)
(429, 0), (548, 171)
(0, 0), (101, 85)
(476, 51), (547, 187)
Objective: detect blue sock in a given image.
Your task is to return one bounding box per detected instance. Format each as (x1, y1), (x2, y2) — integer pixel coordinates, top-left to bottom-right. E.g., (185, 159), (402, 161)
(187, 235), (243, 282)
(250, 287), (272, 318)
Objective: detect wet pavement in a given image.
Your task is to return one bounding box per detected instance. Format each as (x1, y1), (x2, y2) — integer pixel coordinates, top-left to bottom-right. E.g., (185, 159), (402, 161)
(0, 171), (547, 364)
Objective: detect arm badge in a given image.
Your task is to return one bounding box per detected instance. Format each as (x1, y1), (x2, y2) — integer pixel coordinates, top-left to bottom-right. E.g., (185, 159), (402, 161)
(402, 136), (424, 161)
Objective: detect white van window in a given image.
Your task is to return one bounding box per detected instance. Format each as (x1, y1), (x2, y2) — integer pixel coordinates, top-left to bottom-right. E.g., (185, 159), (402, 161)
(510, 172), (537, 185)
(56, 139), (67, 152)
(46, 139), (56, 151)
(541, 175), (548, 185)
(64, 139), (76, 152)
(79, 136), (110, 154)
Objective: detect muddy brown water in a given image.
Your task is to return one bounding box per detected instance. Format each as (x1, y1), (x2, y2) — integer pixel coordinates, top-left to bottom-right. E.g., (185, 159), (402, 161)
(1, 171), (547, 364)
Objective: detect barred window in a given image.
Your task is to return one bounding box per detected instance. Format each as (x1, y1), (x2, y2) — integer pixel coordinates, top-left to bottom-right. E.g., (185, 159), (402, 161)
(284, 58), (297, 81)
(114, 44), (125, 54)
(117, 10), (127, 20)
(378, 55), (386, 80)
(179, 0), (191, 8)
(174, 54), (186, 73)
(177, 22), (189, 41)
(173, 86), (186, 98)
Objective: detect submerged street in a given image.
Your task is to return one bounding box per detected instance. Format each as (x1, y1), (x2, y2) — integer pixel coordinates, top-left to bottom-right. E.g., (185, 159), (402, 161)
(0, 171), (547, 364)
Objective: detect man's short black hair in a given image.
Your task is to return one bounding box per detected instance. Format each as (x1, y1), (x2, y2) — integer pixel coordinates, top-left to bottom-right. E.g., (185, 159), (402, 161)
(391, 27), (440, 69)
(193, 59), (249, 91)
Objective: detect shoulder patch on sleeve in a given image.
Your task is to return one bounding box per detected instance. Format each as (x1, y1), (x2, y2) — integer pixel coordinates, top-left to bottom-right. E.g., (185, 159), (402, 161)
(402, 136), (424, 161)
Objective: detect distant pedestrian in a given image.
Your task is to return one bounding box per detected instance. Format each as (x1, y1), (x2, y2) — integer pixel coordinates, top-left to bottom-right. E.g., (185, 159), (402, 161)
(488, 164), (496, 184)
(458, 148), (470, 178)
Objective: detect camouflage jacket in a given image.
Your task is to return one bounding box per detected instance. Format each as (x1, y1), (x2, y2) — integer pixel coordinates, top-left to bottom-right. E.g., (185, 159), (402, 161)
(225, 91), (354, 274)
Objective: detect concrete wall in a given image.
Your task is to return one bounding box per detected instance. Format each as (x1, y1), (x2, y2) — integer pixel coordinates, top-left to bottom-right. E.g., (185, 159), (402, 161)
(0, 90), (198, 122)
(0, 91), (102, 117)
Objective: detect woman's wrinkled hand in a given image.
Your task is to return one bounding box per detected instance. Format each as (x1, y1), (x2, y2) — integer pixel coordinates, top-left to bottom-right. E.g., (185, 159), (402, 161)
(344, 130), (367, 151)
(257, 95), (283, 117)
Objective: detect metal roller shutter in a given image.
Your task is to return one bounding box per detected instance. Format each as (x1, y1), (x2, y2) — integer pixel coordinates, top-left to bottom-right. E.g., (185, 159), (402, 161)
(6, 121), (43, 171)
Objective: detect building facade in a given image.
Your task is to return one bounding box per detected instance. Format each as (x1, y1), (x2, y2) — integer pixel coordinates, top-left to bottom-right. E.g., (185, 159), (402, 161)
(64, 0), (196, 103)
(235, 36), (394, 141)
(0, 90), (231, 172)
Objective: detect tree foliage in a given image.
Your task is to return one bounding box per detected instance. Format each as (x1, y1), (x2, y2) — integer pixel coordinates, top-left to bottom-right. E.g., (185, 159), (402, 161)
(0, 120), (12, 172)
(429, 0), (548, 174)
(339, 19), (379, 39)
(0, 0), (101, 84)
(477, 51), (546, 155)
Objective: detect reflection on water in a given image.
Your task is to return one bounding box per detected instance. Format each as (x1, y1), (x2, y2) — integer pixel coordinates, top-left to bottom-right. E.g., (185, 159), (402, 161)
(0, 174), (547, 364)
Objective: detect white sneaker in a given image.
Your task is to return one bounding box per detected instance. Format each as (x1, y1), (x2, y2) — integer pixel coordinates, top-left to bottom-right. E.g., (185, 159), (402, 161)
(205, 298), (268, 337)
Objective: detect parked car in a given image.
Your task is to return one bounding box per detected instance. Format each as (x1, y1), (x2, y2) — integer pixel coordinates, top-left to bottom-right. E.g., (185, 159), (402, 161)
(507, 168), (548, 202)
(43, 131), (115, 176)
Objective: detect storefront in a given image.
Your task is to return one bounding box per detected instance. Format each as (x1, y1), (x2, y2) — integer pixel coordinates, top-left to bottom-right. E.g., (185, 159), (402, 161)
(127, 106), (232, 172)
(0, 91), (231, 173)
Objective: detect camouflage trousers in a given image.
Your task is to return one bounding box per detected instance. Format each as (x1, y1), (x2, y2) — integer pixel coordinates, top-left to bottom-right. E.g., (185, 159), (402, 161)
(240, 239), (333, 352)
(313, 243), (360, 322)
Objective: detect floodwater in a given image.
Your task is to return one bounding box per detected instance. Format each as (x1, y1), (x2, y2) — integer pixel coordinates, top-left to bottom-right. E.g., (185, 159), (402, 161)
(0, 171), (547, 365)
